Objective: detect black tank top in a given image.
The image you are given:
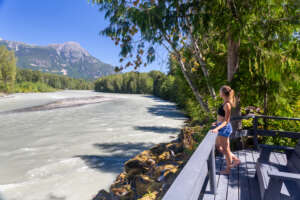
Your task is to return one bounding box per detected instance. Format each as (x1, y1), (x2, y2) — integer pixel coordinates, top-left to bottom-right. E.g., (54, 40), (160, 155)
(217, 101), (231, 117)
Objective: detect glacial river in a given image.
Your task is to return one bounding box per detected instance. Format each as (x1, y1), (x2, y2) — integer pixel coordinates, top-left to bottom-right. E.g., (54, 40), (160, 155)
(0, 90), (186, 200)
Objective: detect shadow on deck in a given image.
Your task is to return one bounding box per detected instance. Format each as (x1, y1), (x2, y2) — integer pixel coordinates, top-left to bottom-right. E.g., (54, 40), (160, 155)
(200, 149), (288, 200)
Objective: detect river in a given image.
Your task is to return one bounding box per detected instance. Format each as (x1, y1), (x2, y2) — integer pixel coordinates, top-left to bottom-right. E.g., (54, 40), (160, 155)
(0, 90), (186, 200)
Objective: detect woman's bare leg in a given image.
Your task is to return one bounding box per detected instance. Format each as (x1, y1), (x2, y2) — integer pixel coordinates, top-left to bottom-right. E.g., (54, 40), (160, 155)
(220, 137), (232, 174)
(225, 138), (240, 167)
(216, 136), (224, 154)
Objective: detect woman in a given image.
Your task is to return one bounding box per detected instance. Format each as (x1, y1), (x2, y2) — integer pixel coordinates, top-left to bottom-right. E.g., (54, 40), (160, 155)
(211, 85), (240, 175)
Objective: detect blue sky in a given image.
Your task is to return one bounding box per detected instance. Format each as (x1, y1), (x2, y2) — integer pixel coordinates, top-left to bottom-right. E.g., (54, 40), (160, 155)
(0, 0), (168, 73)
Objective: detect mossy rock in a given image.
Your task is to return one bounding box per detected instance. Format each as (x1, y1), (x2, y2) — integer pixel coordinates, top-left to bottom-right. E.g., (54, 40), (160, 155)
(158, 151), (171, 162)
(138, 191), (159, 200)
(134, 174), (155, 196)
(150, 143), (168, 155)
(110, 184), (134, 200)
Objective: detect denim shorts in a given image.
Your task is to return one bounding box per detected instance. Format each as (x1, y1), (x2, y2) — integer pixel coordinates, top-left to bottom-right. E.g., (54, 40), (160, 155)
(217, 122), (232, 137)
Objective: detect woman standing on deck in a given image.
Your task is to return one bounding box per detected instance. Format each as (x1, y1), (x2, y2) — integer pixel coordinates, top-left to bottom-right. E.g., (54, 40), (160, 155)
(211, 85), (240, 175)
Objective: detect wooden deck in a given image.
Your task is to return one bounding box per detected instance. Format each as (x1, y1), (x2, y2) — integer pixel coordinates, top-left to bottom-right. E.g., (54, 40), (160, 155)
(200, 149), (289, 200)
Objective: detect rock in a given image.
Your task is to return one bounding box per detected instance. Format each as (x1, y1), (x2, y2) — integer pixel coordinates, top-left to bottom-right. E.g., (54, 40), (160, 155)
(175, 152), (188, 163)
(134, 174), (154, 196)
(138, 191), (159, 200)
(145, 158), (156, 166)
(182, 127), (195, 150)
(124, 159), (148, 176)
(150, 143), (167, 155)
(155, 164), (178, 182)
(110, 184), (134, 200)
(92, 189), (112, 200)
(158, 151), (171, 161)
(166, 143), (184, 154)
(114, 172), (128, 184)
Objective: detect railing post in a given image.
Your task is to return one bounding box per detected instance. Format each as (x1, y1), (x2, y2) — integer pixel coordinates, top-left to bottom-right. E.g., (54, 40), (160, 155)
(207, 145), (216, 194)
(253, 117), (259, 150)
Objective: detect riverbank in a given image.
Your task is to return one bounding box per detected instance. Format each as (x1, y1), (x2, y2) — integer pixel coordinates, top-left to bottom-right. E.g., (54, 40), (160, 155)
(92, 122), (207, 200)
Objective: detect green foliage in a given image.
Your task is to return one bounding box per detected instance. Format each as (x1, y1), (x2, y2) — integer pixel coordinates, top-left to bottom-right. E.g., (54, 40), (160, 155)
(16, 68), (94, 91)
(15, 82), (56, 93)
(95, 71), (156, 94)
(0, 46), (17, 93)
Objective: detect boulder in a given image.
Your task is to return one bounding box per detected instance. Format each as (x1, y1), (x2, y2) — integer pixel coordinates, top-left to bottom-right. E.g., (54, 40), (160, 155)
(124, 158), (148, 176)
(166, 143), (184, 154)
(92, 189), (112, 200)
(134, 174), (154, 196)
(158, 151), (171, 162)
(110, 184), (135, 200)
(137, 191), (159, 200)
(150, 143), (167, 155)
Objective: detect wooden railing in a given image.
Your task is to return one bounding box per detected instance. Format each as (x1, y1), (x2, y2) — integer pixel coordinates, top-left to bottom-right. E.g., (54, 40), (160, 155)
(251, 115), (300, 149)
(162, 131), (217, 200)
(162, 115), (300, 200)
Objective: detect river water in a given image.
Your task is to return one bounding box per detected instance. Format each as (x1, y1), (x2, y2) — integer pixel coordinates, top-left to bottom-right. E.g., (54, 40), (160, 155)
(0, 90), (186, 200)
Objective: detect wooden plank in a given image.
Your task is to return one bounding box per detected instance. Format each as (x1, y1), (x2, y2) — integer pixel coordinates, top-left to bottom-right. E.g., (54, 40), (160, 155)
(200, 156), (224, 200)
(226, 151), (239, 200)
(258, 152), (292, 199)
(208, 148), (217, 194)
(214, 156), (229, 200)
(238, 150), (250, 200)
(251, 150), (260, 169)
(256, 130), (300, 139)
(244, 149), (261, 200)
(273, 152), (287, 166)
(270, 152), (281, 165)
(272, 152), (294, 200)
(269, 152), (291, 198)
(163, 132), (217, 200)
(252, 150), (264, 199)
(231, 115), (255, 121)
(254, 115), (300, 121)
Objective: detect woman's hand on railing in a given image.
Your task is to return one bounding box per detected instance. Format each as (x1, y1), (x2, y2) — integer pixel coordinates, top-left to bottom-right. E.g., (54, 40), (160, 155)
(211, 128), (218, 133)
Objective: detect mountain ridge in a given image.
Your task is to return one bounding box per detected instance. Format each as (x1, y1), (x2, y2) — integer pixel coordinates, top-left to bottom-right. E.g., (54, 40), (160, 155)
(0, 38), (115, 80)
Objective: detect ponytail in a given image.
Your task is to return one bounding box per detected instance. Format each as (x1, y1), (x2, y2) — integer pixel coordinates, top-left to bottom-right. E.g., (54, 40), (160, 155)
(229, 89), (236, 108)
(221, 85), (236, 108)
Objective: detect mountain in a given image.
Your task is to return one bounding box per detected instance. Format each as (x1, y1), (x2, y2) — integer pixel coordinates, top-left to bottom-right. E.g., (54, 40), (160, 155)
(0, 38), (115, 80)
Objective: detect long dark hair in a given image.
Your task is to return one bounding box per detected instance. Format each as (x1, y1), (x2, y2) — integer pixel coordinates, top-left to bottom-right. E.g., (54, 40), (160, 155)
(220, 85), (236, 107)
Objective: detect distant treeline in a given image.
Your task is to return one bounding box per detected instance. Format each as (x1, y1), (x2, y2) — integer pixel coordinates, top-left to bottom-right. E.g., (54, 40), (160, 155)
(94, 71), (177, 101)
(16, 68), (93, 92)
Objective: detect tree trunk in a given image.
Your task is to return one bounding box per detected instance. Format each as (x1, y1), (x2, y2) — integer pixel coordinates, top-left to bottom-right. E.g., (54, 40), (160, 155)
(178, 57), (210, 113)
(192, 39), (217, 100)
(227, 32), (241, 134)
(231, 94), (242, 137)
(227, 33), (240, 82)
(163, 34), (210, 113)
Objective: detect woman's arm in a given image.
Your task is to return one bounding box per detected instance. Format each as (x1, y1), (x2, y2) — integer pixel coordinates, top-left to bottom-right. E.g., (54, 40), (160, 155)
(212, 103), (231, 133)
